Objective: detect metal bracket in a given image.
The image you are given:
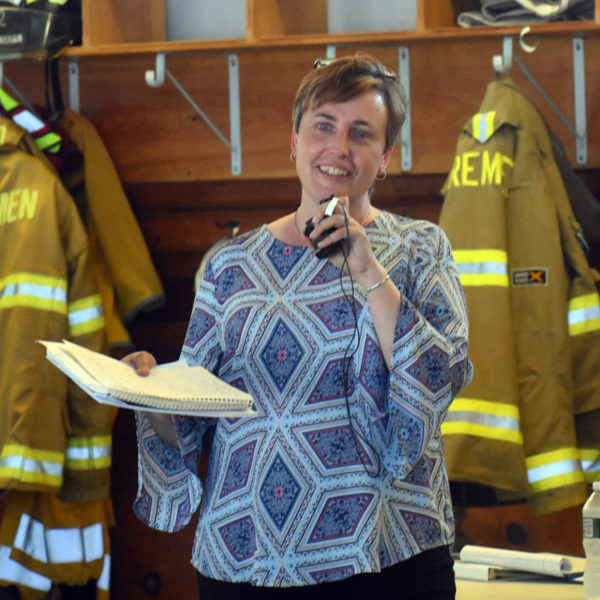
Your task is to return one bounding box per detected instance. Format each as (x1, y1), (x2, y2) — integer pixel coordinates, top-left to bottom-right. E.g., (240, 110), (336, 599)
(572, 36), (587, 165)
(495, 33), (587, 164)
(68, 57), (80, 113)
(398, 46), (412, 171)
(145, 51), (242, 175)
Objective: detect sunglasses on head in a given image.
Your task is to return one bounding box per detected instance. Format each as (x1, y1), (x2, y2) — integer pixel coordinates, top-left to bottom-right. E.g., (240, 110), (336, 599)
(313, 57), (397, 81)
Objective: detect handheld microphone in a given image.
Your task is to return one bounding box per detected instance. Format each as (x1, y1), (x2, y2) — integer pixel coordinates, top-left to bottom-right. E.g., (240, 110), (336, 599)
(303, 196), (344, 258)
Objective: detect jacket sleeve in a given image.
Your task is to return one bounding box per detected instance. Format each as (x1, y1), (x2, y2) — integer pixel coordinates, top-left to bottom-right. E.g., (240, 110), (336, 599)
(58, 183), (116, 503)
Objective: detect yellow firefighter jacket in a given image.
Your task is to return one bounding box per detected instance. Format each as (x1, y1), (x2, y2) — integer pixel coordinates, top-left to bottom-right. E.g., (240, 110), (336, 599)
(0, 117), (115, 500)
(439, 79), (600, 515)
(61, 109), (165, 348)
(0, 88), (165, 349)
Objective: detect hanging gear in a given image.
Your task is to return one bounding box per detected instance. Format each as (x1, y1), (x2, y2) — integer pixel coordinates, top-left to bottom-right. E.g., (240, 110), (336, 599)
(0, 0), (81, 59)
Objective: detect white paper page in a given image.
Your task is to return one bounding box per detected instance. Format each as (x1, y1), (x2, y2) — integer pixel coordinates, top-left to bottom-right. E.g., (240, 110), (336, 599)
(42, 340), (252, 404)
(459, 545), (585, 578)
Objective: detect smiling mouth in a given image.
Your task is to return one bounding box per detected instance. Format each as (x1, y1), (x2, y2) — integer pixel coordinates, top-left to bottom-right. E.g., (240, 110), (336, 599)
(318, 165), (350, 177)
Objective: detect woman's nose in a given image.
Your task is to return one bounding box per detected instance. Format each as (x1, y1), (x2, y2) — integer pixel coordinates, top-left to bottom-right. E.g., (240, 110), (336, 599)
(331, 130), (350, 155)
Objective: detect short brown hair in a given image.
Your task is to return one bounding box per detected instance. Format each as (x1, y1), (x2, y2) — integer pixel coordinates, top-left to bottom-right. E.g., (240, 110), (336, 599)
(292, 53), (408, 153)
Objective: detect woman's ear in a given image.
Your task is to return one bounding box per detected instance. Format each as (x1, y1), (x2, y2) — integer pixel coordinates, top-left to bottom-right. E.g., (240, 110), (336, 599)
(380, 145), (394, 172)
(290, 127), (298, 158)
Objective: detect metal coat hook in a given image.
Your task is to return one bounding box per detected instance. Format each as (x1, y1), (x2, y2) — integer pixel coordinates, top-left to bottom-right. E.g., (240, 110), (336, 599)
(492, 27), (537, 73)
(493, 35), (514, 73)
(145, 52), (165, 87)
(491, 31), (587, 164)
(145, 52), (242, 175)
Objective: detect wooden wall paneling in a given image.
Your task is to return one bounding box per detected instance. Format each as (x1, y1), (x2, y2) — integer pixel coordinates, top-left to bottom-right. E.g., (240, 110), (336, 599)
(79, 36), (600, 180)
(5, 35), (599, 182)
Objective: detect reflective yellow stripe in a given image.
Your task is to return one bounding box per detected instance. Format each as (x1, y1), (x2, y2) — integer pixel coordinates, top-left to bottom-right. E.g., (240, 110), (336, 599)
(0, 444), (64, 487)
(568, 293), (600, 336)
(449, 398), (519, 418)
(526, 447), (584, 493)
(580, 447), (600, 483)
(68, 294), (105, 336)
(0, 272), (68, 313)
(36, 131), (62, 153)
(442, 398), (523, 444)
(65, 435), (112, 470)
(0, 88), (18, 110)
(441, 421), (523, 444)
(452, 249), (509, 287)
(0, 88), (62, 152)
(472, 111), (496, 143)
(528, 471), (585, 494)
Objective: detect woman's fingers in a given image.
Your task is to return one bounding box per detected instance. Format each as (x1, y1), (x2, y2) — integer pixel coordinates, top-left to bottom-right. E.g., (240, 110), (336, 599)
(121, 351), (157, 376)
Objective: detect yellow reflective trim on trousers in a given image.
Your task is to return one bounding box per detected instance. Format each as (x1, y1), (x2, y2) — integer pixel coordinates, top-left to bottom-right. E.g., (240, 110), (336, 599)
(526, 447), (584, 493)
(0, 544), (53, 591)
(442, 397), (523, 444)
(14, 516), (105, 564)
(452, 249), (509, 287)
(568, 293), (600, 336)
(472, 111), (496, 143)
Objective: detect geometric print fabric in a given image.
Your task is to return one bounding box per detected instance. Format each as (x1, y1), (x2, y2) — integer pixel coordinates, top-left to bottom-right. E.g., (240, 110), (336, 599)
(134, 211), (472, 587)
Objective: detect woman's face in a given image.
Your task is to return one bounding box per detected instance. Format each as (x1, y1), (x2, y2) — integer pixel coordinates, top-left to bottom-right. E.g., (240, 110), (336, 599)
(291, 89), (393, 206)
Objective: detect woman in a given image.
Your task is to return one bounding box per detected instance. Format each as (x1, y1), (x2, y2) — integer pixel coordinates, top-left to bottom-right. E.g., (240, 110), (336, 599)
(126, 54), (472, 600)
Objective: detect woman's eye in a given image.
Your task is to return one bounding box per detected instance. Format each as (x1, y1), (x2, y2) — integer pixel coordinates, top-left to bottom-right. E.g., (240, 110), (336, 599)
(352, 128), (370, 139)
(316, 121), (332, 132)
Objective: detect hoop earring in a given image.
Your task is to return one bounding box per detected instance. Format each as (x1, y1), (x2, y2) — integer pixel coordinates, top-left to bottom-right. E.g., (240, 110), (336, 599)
(376, 170), (387, 181)
(290, 152), (295, 162)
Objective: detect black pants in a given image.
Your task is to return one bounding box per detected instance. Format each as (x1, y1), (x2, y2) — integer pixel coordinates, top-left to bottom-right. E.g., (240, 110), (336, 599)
(196, 545), (455, 600)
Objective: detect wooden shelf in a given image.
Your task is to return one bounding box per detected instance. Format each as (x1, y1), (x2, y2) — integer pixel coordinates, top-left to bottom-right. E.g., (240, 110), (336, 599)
(63, 20), (600, 57)
(67, 0), (600, 56)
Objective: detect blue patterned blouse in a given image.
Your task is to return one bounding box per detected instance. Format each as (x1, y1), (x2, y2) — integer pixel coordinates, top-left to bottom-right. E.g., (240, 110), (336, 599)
(134, 211), (472, 587)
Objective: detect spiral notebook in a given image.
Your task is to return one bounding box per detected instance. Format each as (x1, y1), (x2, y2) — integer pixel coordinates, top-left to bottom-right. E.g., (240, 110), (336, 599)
(39, 339), (255, 417)
(455, 545), (585, 582)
